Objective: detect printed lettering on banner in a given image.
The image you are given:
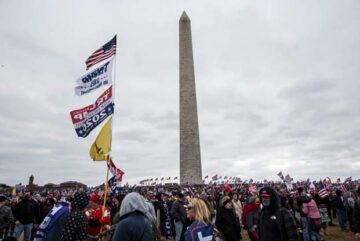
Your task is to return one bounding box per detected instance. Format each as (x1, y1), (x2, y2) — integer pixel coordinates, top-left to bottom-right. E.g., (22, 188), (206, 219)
(75, 58), (114, 96)
(70, 87), (114, 137)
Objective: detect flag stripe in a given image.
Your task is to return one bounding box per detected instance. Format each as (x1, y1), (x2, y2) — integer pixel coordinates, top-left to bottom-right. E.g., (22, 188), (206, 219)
(86, 47), (116, 68)
(86, 36), (117, 70)
(86, 47), (116, 63)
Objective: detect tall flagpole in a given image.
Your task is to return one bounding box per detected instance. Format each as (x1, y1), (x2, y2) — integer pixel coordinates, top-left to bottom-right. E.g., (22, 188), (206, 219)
(100, 36), (117, 233)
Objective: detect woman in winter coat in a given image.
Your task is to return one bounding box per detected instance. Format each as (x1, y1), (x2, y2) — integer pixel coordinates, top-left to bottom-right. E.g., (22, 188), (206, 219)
(215, 196), (241, 241)
(302, 198), (323, 241)
(242, 196), (260, 241)
(112, 192), (153, 241)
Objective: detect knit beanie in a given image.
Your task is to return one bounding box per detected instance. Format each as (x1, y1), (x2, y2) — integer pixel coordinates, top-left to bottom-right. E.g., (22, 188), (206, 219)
(220, 196), (232, 207)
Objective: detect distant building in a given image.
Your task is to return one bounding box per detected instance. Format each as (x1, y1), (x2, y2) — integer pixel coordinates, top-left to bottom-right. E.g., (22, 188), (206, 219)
(24, 175), (86, 192)
(60, 181), (86, 191)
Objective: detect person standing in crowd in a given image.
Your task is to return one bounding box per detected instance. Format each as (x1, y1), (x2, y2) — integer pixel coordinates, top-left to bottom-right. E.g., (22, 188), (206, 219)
(171, 192), (186, 241)
(185, 198), (213, 241)
(302, 195), (323, 241)
(296, 187), (312, 241)
(242, 196), (260, 241)
(257, 187), (299, 241)
(215, 196), (241, 241)
(232, 193), (243, 224)
(352, 186), (360, 240)
(112, 192), (153, 241)
(155, 193), (173, 239)
(60, 192), (89, 241)
(332, 189), (347, 231)
(34, 198), (70, 241)
(0, 195), (13, 239)
(39, 197), (55, 224)
(85, 193), (111, 237)
(13, 191), (40, 241)
(343, 190), (355, 232)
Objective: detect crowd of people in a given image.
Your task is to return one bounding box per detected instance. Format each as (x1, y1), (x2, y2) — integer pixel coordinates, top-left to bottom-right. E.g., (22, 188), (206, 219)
(0, 178), (360, 241)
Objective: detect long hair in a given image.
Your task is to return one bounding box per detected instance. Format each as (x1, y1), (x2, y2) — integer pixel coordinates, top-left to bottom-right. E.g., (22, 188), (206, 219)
(188, 198), (212, 226)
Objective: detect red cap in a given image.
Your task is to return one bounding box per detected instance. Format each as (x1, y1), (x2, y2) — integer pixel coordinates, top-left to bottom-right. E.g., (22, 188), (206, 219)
(260, 190), (271, 198)
(224, 185), (233, 193)
(90, 194), (101, 204)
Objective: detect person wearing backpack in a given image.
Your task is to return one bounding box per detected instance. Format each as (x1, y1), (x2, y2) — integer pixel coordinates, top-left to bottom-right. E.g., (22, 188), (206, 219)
(257, 187), (299, 241)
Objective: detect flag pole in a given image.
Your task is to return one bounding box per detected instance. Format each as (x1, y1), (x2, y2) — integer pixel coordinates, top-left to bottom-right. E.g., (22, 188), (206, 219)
(102, 162), (110, 215)
(99, 156), (110, 239)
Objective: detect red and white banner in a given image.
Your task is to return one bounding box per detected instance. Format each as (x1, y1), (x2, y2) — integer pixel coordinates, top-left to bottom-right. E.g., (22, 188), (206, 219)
(107, 156), (125, 182)
(70, 87), (113, 137)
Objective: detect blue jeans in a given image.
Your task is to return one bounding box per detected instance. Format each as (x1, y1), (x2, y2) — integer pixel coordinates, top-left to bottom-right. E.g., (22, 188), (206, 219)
(309, 219), (323, 241)
(336, 209), (347, 230)
(14, 223), (33, 241)
(301, 217), (310, 241)
(175, 221), (183, 241)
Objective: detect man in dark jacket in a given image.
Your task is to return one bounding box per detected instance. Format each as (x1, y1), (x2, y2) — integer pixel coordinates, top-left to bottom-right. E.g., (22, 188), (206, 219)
(112, 192), (153, 241)
(13, 191), (40, 241)
(171, 192), (186, 241)
(257, 187), (299, 241)
(333, 190), (347, 231)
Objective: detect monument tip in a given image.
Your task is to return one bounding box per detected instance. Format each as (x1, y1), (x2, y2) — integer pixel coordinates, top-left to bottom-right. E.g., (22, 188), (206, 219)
(180, 11), (190, 22)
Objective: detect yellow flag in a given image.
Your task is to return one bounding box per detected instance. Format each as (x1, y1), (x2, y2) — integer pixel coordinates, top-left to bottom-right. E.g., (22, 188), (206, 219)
(12, 187), (16, 196)
(89, 117), (112, 161)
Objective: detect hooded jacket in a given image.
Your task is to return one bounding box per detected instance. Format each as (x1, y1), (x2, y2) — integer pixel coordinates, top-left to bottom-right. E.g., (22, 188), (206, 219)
(112, 193), (153, 241)
(257, 187), (299, 241)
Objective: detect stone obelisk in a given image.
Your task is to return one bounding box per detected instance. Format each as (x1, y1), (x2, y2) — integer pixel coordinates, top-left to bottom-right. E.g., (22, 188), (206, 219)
(179, 11), (202, 185)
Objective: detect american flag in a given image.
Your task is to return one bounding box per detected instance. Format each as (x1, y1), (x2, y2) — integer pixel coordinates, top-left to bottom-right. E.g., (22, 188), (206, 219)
(340, 184), (347, 193)
(86, 35), (117, 70)
(319, 188), (329, 198)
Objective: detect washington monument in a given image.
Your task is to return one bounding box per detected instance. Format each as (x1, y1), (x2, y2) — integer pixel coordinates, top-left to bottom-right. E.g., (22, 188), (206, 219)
(179, 11), (202, 184)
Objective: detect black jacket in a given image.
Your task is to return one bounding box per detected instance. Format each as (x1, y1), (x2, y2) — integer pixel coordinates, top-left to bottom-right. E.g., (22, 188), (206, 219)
(258, 187), (299, 241)
(170, 199), (186, 223)
(353, 199), (360, 233)
(215, 207), (241, 241)
(14, 198), (40, 224)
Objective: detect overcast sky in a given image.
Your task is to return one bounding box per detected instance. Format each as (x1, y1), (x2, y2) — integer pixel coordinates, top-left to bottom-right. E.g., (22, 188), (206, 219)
(1, 0), (359, 186)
